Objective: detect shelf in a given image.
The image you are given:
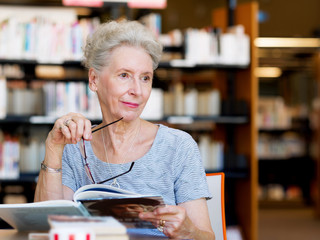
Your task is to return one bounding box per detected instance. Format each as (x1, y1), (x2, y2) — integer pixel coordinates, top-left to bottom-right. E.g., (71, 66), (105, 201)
(259, 199), (306, 209)
(0, 115), (249, 125)
(0, 115), (31, 124)
(0, 173), (38, 184)
(206, 169), (248, 179)
(259, 127), (310, 133)
(158, 61), (249, 70)
(0, 58), (84, 67)
(165, 115), (248, 124)
(0, 58), (250, 69)
(259, 155), (311, 161)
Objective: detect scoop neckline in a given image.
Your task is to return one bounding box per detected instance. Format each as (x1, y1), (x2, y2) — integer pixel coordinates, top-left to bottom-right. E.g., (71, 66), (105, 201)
(86, 124), (164, 165)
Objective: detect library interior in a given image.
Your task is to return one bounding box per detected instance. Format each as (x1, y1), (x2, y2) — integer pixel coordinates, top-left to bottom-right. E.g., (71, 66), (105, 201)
(0, 0), (320, 240)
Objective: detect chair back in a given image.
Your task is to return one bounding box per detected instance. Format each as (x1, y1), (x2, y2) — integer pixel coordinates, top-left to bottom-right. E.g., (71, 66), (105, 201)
(206, 172), (227, 240)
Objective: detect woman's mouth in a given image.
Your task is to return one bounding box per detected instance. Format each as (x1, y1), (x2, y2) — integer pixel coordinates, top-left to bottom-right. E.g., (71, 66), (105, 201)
(122, 101), (139, 108)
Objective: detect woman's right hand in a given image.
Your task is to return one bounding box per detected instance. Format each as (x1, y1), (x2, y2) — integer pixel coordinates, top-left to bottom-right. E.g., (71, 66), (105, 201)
(35, 112), (92, 201)
(47, 113), (93, 149)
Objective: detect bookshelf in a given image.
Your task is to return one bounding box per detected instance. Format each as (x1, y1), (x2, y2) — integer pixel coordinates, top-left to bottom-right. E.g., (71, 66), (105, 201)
(258, 117), (313, 207)
(212, 2), (258, 240)
(314, 51), (320, 218)
(257, 43), (319, 211)
(0, 2), (259, 240)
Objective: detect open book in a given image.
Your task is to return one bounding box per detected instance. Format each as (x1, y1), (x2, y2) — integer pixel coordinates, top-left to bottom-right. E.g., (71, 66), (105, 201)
(0, 184), (164, 231)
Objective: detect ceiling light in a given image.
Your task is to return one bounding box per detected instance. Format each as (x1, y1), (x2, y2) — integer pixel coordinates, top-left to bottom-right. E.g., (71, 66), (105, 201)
(255, 37), (320, 48)
(255, 67), (282, 78)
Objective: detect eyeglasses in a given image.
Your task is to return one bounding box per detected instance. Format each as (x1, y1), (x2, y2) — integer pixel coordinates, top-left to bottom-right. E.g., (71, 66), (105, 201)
(79, 117), (135, 184)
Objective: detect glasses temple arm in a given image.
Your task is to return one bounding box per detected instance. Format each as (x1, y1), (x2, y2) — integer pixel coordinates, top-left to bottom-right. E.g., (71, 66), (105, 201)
(97, 162), (135, 185)
(92, 117), (123, 134)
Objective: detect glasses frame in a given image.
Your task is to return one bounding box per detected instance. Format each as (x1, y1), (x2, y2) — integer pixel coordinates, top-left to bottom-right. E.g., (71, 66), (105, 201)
(80, 117), (135, 184)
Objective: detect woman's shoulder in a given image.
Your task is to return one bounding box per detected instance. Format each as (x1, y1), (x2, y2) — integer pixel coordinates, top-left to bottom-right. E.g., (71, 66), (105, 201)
(157, 124), (195, 145)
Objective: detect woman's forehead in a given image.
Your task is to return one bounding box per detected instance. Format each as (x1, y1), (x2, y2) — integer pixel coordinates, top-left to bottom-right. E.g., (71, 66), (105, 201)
(105, 46), (153, 72)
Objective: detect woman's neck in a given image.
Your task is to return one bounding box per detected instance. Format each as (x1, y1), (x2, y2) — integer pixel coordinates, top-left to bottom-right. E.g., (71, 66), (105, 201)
(100, 118), (142, 164)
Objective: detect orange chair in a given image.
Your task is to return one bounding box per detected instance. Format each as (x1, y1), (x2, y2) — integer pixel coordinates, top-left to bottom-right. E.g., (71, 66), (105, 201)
(206, 172), (227, 240)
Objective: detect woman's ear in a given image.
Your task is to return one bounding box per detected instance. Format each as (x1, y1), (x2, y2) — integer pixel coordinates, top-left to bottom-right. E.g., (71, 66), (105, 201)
(88, 68), (98, 92)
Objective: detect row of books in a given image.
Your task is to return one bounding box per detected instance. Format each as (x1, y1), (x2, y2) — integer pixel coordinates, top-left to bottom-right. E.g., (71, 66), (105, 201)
(183, 25), (250, 66)
(2, 80), (102, 119)
(1, 79), (222, 119)
(258, 184), (303, 201)
(164, 82), (221, 116)
(258, 132), (306, 159)
(43, 81), (102, 119)
(0, 6), (100, 62)
(258, 97), (292, 129)
(0, 64), (25, 79)
(0, 127), (48, 178)
(198, 135), (224, 170)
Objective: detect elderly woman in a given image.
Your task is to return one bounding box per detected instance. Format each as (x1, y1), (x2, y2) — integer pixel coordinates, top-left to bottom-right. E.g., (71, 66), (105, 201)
(34, 20), (214, 239)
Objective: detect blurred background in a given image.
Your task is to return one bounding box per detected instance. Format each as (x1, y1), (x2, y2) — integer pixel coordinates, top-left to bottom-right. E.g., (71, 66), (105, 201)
(0, 0), (319, 239)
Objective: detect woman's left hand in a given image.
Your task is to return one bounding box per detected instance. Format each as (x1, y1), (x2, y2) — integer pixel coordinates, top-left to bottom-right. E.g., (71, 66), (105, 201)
(139, 205), (197, 239)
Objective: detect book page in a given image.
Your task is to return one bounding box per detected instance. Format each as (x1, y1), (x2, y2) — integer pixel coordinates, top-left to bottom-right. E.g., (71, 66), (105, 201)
(79, 196), (165, 228)
(0, 200), (89, 231)
(73, 184), (141, 201)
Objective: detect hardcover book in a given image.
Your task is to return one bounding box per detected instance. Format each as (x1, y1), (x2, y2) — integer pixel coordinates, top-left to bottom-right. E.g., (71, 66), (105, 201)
(0, 184), (164, 231)
(48, 215), (129, 240)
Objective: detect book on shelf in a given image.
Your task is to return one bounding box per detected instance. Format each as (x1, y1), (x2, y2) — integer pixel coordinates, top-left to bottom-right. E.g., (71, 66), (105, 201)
(140, 88), (164, 120)
(0, 132), (20, 179)
(199, 135), (224, 170)
(0, 76), (6, 119)
(0, 184), (165, 231)
(48, 215), (129, 240)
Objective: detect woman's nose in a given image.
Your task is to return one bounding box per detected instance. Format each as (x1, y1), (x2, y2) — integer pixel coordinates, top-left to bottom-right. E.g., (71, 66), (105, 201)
(129, 78), (142, 95)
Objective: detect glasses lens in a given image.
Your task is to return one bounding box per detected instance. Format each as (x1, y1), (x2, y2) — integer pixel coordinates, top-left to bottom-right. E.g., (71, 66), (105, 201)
(79, 139), (95, 183)
(84, 164), (95, 184)
(79, 139), (86, 159)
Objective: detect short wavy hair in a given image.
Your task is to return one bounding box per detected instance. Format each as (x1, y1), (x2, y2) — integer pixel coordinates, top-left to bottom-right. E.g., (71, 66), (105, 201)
(82, 20), (163, 72)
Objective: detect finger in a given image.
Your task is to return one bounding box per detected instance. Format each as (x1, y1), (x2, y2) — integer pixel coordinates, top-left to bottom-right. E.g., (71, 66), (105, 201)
(153, 205), (179, 216)
(70, 116), (85, 142)
(66, 119), (78, 144)
(59, 124), (72, 142)
(83, 119), (92, 140)
(138, 211), (157, 220)
(70, 115), (92, 141)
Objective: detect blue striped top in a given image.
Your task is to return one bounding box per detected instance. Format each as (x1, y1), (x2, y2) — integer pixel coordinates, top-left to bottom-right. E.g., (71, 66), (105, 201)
(62, 124), (211, 205)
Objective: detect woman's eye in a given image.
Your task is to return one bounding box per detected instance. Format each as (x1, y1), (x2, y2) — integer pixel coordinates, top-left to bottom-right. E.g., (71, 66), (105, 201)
(142, 76), (151, 82)
(120, 73), (129, 78)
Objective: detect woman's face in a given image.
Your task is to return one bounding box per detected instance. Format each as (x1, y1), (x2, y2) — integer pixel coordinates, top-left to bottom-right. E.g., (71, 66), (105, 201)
(93, 45), (154, 122)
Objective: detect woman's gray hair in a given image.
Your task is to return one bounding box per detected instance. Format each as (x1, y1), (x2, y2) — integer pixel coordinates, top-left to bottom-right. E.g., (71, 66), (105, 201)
(82, 20), (163, 72)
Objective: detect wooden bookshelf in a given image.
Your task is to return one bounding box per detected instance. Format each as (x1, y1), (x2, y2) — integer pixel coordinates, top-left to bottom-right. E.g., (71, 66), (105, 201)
(212, 2), (258, 240)
(315, 51), (320, 218)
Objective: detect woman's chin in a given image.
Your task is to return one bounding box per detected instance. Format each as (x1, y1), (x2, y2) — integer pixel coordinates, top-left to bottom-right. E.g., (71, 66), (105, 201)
(117, 112), (141, 122)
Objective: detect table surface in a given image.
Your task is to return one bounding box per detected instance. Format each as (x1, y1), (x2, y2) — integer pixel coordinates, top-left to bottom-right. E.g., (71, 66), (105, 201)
(0, 230), (168, 240)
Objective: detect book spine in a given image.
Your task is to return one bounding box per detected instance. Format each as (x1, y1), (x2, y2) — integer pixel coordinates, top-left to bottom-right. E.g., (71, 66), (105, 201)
(0, 77), (7, 119)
